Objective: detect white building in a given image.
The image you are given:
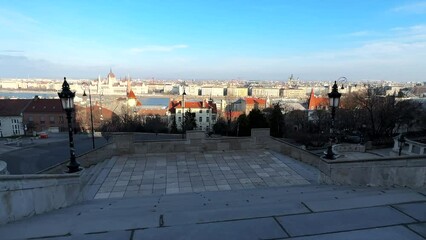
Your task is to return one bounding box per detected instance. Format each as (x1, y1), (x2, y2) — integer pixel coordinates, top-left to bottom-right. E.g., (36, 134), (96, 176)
(0, 99), (31, 137)
(167, 99), (218, 131)
(251, 87), (280, 97)
(201, 87), (224, 97)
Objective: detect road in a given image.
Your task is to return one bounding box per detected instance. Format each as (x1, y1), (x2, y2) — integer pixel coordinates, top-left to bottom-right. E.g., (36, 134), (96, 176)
(0, 134), (108, 174)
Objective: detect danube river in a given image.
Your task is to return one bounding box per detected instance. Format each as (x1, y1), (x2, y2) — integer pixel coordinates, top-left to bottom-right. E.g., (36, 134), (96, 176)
(0, 91), (170, 106)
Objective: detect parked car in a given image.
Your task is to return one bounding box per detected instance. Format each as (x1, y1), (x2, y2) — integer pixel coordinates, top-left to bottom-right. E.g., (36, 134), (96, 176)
(39, 132), (48, 139)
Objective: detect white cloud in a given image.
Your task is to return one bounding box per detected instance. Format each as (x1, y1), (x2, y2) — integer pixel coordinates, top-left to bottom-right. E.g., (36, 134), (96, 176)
(129, 44), (188, 53)
(391, 1), (426, 14)
(0, 8), (39, 31)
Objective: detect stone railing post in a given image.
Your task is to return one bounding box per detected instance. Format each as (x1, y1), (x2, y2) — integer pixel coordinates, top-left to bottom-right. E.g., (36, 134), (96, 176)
(0, 161), (8, 175)
(111, 133), (135, 154)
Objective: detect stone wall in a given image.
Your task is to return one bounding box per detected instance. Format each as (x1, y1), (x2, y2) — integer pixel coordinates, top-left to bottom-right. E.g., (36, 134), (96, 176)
(131, 129), (270, 154)
(268, 138), (426, 188)
(322, 156), (426, 188)
(0, 174), (81, 225)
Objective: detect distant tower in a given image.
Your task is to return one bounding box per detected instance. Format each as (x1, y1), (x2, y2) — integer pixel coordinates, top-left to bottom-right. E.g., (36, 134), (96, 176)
(107, 68), (116, 87)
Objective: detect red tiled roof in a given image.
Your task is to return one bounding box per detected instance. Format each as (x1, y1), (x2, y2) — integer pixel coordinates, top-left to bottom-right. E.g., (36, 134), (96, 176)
(137, 108), (168, 116)
(168, 100), (217, 114)
(75, 105), (116, 120)
(127, 90), (142, 106)
(308, 89), (328, 110)
(24, 98), (64, 113)
(185, 102), (203, 108)
(225, 111), (243, 120)
(0, 99), (32, 116)
(245, 97), (267, 105)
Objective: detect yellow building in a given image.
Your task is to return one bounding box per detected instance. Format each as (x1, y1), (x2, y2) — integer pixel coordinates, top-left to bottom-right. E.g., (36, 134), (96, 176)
(283, 88), (307, 99)
(227, 87), (248, 97)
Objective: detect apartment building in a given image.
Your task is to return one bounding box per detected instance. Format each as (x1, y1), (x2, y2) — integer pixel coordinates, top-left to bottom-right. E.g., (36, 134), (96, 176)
(167, 99), (218, 131)
(250, 87), (280, 97)
(227, 87), (248, 97)
(201, 87), (224, 97)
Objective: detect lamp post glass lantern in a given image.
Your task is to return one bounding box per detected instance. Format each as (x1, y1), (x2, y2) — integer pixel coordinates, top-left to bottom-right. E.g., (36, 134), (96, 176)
(58, 77), (81, 173)
(83, 87), (95, 149)
(324, 80), (342, 160)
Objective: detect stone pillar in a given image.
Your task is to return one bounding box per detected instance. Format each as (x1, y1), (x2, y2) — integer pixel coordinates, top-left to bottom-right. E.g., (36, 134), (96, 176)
(251, 128), (271, 148)
(0, 161), (9, 175)
(392, 137), (399, 152)
(111, 133), (135, 154)
(408, 143), (413, 154)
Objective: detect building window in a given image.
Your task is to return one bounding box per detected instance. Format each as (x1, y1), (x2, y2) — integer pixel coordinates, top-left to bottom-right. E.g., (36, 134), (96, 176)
(199, 117), (202, 122)
(177, 110), (181, 113)
(178, 117), (181, 122)
(206, 110), (210, 113)
(49, 116), (55, 124)
(199, 110), (202, 113)
(206, 117), (209, 122)
(40, 116), (45, 124)
(212, 115), (216, 121)
(29, 116), (33, 122)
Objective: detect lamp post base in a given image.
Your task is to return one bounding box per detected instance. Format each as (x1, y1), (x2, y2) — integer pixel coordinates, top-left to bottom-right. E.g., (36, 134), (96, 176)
(323, 145), (336, 160)
(66, 162), (82, 173)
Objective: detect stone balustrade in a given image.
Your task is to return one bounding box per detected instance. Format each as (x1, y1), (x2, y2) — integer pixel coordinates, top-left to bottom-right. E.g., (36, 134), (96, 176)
(392, 136), (426, 155)
(332, 144), (366, 154)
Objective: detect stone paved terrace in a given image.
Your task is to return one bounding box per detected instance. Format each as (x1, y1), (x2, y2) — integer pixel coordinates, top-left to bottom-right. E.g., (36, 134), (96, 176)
(91, 150), (316, 199)
(1, 150), (425, 239)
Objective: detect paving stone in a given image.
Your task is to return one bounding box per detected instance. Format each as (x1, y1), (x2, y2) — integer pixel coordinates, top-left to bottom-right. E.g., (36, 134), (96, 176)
(134, 218), (286, 240)
(304, 192), (426, 212)
(277, 206), (416, 237)
(393, 202), (426, 221)
(288, 226), (425, 240)
(94, 193), (110, 199)
(407, 223), (426, 238)
(109, 192), (125, 198)
(112, 186), (127, 192)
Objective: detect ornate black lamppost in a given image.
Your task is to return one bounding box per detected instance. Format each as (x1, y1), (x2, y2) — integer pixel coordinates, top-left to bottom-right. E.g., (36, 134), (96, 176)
(398, 134), (406, 156)
(324, 80), (342, 160)
(182, 88), (186, 139)
(58, 77), (81, 173)
(83, 86), (95, 149)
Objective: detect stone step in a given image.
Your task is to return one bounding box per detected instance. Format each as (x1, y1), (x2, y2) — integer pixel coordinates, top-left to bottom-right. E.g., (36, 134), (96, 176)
(0, 184), (424, 240)
(66, 185), (418, 215)
(80, 158), (114, 200)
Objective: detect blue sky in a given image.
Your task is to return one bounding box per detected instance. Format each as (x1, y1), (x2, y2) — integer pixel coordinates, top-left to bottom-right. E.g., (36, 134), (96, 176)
(0, 0), (425, 82)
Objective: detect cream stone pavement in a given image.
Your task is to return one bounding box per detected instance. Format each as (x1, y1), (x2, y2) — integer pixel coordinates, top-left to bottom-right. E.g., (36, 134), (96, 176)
(90, 150), (318, 199)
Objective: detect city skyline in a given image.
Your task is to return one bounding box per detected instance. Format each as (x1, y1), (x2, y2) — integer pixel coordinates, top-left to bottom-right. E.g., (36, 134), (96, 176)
(0, 0), (425, 82)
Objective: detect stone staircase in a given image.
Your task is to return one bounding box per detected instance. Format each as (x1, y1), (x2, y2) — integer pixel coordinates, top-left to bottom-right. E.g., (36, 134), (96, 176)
(80, 156), (116, 200)
(0, 184), (424, 240)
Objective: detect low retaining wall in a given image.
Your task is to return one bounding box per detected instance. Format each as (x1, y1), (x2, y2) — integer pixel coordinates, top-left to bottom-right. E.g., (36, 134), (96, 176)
(322, 156), (426, 188)
(121, 129), (270, 154)
(0, 173), (82, 225)
(269, 138), (426, 188)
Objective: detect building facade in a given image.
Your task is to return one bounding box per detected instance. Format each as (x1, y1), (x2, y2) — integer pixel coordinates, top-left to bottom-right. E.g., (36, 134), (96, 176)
(167, 99), (218, 131)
